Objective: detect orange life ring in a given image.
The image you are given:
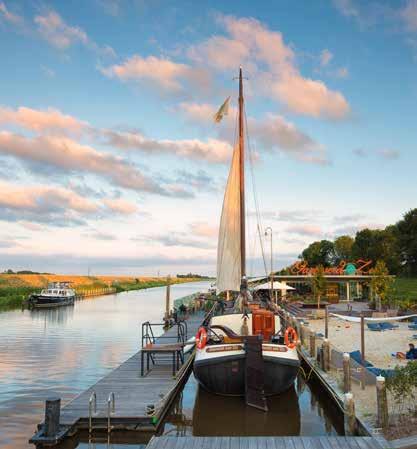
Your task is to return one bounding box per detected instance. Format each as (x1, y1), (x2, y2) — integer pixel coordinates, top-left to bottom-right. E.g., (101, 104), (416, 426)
(196, 327), (207, 350)
(284, 327), (298, 349)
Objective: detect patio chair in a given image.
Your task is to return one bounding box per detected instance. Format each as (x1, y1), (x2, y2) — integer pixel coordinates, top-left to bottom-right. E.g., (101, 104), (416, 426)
(367, 323), (383, 331)
(380, 322), (399, 330)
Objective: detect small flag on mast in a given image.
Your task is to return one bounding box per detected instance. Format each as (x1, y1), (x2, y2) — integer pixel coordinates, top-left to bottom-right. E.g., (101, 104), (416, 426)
(213, 96), (231, 123)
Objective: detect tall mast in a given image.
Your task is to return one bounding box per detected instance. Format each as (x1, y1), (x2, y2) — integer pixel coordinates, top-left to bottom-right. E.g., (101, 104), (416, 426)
(238, 67), (246, 284)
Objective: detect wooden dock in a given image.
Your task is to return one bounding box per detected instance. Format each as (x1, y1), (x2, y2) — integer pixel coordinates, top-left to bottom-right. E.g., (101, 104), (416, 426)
(31, 311), (206, 444)
(147, 436), (388, 449)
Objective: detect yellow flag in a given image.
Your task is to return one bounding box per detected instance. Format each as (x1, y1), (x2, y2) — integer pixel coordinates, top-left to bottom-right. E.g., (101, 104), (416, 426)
(213, 96), (230, 123)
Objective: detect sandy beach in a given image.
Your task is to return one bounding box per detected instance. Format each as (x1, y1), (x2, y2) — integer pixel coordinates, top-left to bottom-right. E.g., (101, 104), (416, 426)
(306, 317), (414, 369)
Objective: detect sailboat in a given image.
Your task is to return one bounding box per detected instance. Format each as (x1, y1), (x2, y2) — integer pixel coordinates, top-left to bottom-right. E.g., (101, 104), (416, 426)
(193, 68), (300, 410)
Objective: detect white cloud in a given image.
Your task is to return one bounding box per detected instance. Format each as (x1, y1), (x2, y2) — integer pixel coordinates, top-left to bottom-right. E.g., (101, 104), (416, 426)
(34, 9), (116, 57)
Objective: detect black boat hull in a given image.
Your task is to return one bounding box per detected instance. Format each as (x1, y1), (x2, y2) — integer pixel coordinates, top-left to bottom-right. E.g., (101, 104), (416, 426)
(193, 353), (299, 396)
(29, 295), (75, 308)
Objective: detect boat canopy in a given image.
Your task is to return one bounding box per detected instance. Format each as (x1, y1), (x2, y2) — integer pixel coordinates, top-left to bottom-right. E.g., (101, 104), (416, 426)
(253, 281), (295, 291)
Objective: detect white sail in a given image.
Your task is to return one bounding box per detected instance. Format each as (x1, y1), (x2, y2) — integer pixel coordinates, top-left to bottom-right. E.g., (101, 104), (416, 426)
(216, 144), (241, 292)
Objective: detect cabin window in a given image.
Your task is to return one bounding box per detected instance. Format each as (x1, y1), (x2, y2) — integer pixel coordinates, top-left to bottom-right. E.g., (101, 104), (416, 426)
(48, 290), (52, 293)
(53, 290), (57, 294)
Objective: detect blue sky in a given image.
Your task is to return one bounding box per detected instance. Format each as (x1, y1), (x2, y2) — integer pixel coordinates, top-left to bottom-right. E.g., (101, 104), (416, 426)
(0, 0), (416, 276)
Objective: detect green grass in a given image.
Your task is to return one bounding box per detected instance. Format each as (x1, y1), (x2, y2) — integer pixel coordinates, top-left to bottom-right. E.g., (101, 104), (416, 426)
(392, 278), (417, 301)
(0, 286), (39, 311)
(112, 280), (170, 293)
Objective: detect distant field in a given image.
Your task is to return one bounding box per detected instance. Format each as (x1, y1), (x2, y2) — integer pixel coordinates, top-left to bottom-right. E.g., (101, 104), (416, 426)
(0, 274), (202, 311)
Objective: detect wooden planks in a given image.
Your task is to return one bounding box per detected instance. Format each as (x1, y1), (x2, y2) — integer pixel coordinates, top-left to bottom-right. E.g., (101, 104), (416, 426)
(58, 313), (205, 429)
(147, 437), (387, 449)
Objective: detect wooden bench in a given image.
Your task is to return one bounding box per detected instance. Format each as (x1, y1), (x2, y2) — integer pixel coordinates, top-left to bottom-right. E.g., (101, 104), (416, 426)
(141, 343), (184, 377)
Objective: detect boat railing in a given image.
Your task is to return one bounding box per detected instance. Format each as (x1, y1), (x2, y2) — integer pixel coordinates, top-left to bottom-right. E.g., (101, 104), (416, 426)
(141, 321), (187, 348)
(107, 392), (115, 434)
(88, 391), (97, 435)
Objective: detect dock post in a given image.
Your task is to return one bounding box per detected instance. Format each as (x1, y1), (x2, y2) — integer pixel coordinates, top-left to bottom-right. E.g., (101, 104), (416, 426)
(300, 324), (306, 347)
(44, 397), (61, 437)
(343, 352), (351, 393)
(344, 392), (357, 435)
(360, 313), (365, 390)
(309, 332), (316, 358)
(165, 275), (171, 321)
(322, 339), (330, 372)
(376, 376), (388, 429)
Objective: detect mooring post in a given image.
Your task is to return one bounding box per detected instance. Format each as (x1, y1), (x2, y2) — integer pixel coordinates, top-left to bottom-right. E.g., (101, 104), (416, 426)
(343, 352), (351, 393)
(360, 313), (365, 390)
(344, 392), (356, 435)
(309, 332), (316, 358)
(322, 338), (330, 372)
(44, 397), (61, 437)
(164, 275), (171, 320)
(376, 375), (388, 429)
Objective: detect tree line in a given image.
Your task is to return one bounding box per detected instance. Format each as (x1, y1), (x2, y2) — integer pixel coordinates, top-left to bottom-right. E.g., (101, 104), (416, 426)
(297, 208), (417, 276)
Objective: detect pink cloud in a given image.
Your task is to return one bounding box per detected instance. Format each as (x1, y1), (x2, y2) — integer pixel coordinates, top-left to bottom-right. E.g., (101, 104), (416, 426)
(0, 181), (98, 213)
(0, 1), (23, 25)
(272, 74), (350, 119)
(320, 49), (333, 67)
(103, 198), (138, 215)
(189, 15), (350, 119)
(0, 106), (88, 135)
(189, 222), (218, 238)
(102, 54), (211, 92)
(0, 132), (166, 195)
(35, 11), (88, 49)
(176, 102), (328, 164)
(103, 129), (233, 163)
(285, 224), (323, 237)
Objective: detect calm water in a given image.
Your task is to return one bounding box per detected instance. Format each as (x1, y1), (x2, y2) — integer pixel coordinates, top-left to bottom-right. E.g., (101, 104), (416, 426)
(0, 281), (209, 449)
(0, 281), (344, 449)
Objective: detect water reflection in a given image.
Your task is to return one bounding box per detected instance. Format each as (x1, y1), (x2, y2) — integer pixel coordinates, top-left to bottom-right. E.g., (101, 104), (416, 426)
(0, 282), (210, 449)
(161, 373), (344, 437)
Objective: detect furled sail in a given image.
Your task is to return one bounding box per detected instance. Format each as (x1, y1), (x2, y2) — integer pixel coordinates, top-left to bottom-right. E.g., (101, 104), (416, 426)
(216, 144), (241, 292)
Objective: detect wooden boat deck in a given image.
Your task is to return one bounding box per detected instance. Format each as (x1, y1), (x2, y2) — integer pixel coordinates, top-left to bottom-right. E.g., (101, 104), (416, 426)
(147, 436), (388, 449)
(58, 312), (205, 430)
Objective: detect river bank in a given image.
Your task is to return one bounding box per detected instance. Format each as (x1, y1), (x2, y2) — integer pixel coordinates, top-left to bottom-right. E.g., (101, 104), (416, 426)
(0, 274), (209, 311)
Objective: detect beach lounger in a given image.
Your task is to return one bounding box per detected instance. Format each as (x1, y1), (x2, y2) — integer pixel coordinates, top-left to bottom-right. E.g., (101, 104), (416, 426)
(408, 323), (417, 330)
(367, 323), (383, 331)
(380, 322), (399, 330)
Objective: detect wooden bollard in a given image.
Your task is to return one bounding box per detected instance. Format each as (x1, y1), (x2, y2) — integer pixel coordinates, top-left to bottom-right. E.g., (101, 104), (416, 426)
(343, 352), (351, 393)
(44, 397), (61, 437)
(376, 376), (388, 429)
(309, 332), (316, 358)
(344, 392), (356, 435)
(322, 339), (330, 372)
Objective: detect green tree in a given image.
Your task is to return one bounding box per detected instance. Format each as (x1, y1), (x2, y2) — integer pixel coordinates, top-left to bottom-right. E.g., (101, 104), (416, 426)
(396, 208), (417, 275)
(334, 235), (354, 264)
(312, 265), (327, 309)
(370, 260), (394, 311)
(352, 228), (400, 274)
(301, 240), (335, 267)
